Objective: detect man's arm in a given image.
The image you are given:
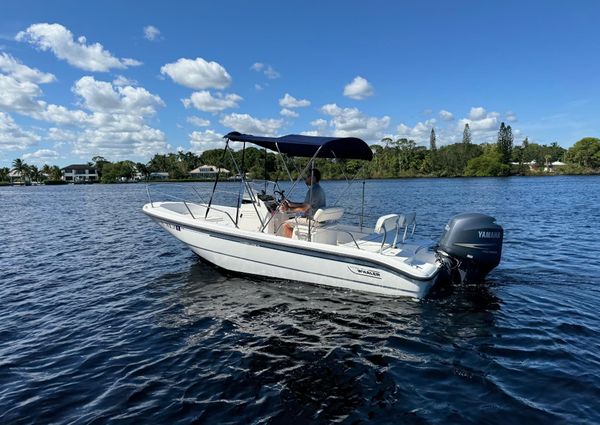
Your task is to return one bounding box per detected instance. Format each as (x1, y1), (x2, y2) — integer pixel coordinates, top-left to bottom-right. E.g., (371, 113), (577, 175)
(281, 200), (310, 213)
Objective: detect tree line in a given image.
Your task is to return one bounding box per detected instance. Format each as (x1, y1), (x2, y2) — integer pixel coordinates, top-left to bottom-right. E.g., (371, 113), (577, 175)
(2, 123), (599, 184)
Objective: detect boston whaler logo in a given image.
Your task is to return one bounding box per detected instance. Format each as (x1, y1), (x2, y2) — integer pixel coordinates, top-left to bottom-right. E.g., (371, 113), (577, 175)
(348, 265), (382, 279)
(478, 230), (501, 239)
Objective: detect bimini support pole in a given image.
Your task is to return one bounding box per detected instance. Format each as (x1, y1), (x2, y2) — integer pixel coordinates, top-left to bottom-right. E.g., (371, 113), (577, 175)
(360, 180), (365, 231)
(206, 138), (229, 219)
(235, 141), (246, 226)
(227, 145), (265, 229)
(308, 159), (314, 242)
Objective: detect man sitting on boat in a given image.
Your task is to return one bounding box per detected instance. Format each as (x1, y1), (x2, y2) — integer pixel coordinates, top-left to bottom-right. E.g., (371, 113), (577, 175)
(280, 168), (326, 238)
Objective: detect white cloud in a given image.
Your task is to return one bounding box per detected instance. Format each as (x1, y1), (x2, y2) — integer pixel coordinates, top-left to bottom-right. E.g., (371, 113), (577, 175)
(55, 79), (167, 158)
(187, 116), (210, 127)
(300, 130), (320, 137)
(220, 113), (283, 136)
(343, 76), (374, 100)
(33, 103), (89, 125)
(0, 52), (55, 83)
(310, 118), (328, 129)
(16, 23), (141, 72)
(319, 103), (390, 142)
(0, 112), (40, 151)
(143, 25), (161, 41)
(458, 116), (497, 132)
(161, 57), (231, 89)
(456, 106), (506, 143)
(72, 76), (164, 116)
(190, 129), (224, 152)
(468, 106), (487, 120)
(73, 125), (167, 158)
(254, 83), (264, 91)
(0, 58), (167, 160)
(23, 148), (59, 161)
(251, 62), (280, 79)
(0, 74), (44, 113)
(182, 90), (242, 113)
(279, 93), (310, 108)
(439, 110), (454, 121)
(280, 108), (299, 118)
(0, 53), (56, 114)
(264, 65), (280, 79)
(113, 75), (137, 87)
(48, 127), (76, 142)
(396, 118), (436, 143)
(506, 111), (518, 122)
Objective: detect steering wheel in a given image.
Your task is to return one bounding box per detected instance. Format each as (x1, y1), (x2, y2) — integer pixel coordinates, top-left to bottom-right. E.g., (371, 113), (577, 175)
(274, 190), (286, 203)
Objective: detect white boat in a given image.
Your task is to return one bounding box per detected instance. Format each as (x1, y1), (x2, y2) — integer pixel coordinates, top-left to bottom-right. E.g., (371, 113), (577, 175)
(143, 132), (503, 298)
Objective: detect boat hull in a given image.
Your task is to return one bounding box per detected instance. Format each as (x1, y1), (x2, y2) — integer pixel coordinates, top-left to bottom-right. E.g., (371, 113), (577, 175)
(149, 213), (439, 298)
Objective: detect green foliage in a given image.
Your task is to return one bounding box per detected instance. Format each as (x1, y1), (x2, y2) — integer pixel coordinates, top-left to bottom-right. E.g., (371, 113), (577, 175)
(429, 128), (437, 151)
(462, 123), (471, 145)
(0, 167), (9, 181)
(7, 128), (599, 184)
(496, 122), (513, 164)
(435, 143), (483, 176)
(465, 150), (510, 176)
(101, 161), (136, 183)
(565, 137), (600, 168)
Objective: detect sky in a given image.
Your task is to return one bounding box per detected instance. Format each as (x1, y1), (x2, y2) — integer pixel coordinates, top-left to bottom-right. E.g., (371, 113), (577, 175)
(1, 0), (599, 167)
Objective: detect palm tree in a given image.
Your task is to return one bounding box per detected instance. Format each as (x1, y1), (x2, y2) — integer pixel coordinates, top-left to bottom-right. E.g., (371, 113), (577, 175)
(41, 164), (51, 181)
(50, 165), (62, 181)
(12, 158), (28, 183)
(136, 162), (150, 181)
(29, 165), (40, 183)
(0, 167), (9, 182)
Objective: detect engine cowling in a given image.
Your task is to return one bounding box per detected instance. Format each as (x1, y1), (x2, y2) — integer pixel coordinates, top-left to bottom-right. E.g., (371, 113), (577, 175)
(438, 213), (503, 283)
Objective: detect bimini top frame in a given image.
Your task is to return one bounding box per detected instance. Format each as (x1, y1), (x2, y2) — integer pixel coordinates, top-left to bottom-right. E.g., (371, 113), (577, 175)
(225, 131), (373, 161)
(202, 132), (373, 236)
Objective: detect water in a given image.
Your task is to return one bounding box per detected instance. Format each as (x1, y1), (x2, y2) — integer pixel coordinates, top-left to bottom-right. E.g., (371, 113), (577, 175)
(1, 176), (599, 424)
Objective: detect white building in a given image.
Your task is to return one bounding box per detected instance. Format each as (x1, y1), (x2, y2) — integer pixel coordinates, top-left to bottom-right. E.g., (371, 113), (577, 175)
(149, 172), (169, 180)
(189, 165), (230, 179)
(61, 164), (98, 182)
(545, 161), (566, 172)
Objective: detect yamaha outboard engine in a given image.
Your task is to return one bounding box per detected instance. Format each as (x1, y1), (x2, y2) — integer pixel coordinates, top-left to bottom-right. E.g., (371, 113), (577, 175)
(437, 213), (503, 283)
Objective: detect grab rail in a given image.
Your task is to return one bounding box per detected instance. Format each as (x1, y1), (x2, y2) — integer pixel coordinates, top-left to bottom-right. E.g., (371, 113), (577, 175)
(145, 185), (239, 228)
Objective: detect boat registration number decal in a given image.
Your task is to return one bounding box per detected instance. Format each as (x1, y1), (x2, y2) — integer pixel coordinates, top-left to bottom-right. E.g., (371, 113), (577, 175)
(348, 266), (381, 279)
(161, 221), (181, 231)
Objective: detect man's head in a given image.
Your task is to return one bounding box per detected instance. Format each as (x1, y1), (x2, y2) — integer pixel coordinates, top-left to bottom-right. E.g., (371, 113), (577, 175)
(305, 168), (321, 185)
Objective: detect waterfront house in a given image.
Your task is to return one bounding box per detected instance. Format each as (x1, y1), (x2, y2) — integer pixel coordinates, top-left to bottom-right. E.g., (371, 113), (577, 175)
(61, 164), (98, 182)
(189, 165), (230, 179)
(545, 161), (566, 172)
(149, 171), (169, 180)
(8, 170), (26, 184)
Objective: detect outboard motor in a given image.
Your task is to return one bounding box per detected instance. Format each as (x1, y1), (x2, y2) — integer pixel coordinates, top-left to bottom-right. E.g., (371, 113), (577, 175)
(437, 213), (503, 283)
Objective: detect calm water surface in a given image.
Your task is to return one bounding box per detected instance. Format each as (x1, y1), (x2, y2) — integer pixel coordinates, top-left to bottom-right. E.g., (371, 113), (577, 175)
(1, 176), (599, 424)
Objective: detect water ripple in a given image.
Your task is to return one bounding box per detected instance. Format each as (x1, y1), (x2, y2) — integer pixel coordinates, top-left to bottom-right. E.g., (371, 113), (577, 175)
(1, 178), (600, 424)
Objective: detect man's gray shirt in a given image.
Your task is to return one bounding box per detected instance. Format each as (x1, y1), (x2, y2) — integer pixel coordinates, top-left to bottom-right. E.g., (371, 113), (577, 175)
(304, 183), (326, 217)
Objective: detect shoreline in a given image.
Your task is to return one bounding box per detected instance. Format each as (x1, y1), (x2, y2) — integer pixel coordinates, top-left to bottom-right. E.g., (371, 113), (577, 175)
(2, 173), (600, 187)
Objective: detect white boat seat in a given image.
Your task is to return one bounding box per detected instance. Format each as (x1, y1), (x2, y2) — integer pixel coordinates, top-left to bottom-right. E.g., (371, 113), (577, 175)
(374, 214), (399, 253)
(398, 212), (417, 244)
(375, 214), (399, 234)
(294, 208), (344, 244)
(372, 212), (417, 252)
(313, 207), (344, 223)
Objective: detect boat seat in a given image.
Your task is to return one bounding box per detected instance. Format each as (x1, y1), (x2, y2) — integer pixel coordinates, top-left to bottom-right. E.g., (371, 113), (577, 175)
(398, 212), (417, 244)
(372, 212), (417, 252)
(312, 207), (345, 224)
(294, 207), (344, 244)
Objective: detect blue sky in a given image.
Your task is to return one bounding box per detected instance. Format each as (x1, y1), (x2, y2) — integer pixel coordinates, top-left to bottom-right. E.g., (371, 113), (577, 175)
(1, 0), (599, 167)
